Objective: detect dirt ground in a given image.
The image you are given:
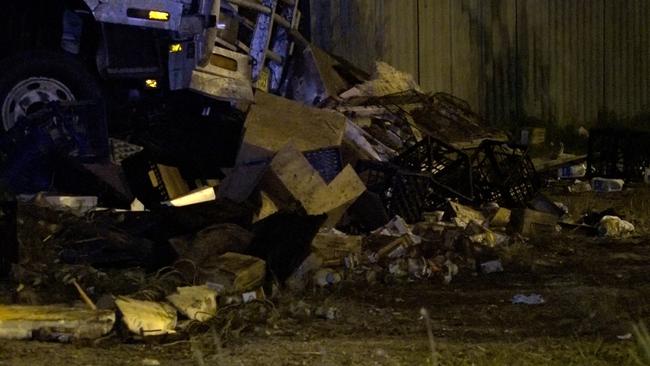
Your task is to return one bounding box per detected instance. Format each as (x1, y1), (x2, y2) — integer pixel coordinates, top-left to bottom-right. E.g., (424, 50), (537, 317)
(2, 187), (650, 365)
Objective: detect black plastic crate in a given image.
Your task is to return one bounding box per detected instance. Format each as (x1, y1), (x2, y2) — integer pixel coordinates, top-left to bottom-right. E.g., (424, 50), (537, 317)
(587, 128), (650, 181)
(470, 140), (540, 207)
(356, 161), (465, 223)
(341, 90), (504, 148)
(304, 147), (342, 183)
(340, 90), (426, 149)
(392, 136), (474, 203)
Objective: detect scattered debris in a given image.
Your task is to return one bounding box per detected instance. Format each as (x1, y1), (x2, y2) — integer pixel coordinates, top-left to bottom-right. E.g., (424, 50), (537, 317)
(122, 152), (191, 208)
(568, 180), (592, 193)
(240, 288), (266, 304)
(511, 294), (545, 305)
(617, 333), (633, 341)
(598, 216), (635, 238)
(2, 15), (626, 350)
(166, 187), (217, 207)
(115, 297), (177, 336)
(518, 127), (546, 147)
(312, 268), (342, 287)
(314, 306), (338, 320)
(486, 207), (512, 227)
(341, 61), (422, 98)
(592, 178), (625, 193)
(0, 305), (115, 341)
(511, 209), (559, 236)
(311, 229), (362, 266)
(446, 201), (486, 227)
(529, 194), (567, 218)
(479, 260), (504, 274)
(171, 223), (254, 267)
(200, 252), (266, 293)
(20, 194), (98, 215)
(588, 128), (650, 182)
(286, 253), (324, 292)
(166, 286), (218, 322)
(557, 163), (587, 179)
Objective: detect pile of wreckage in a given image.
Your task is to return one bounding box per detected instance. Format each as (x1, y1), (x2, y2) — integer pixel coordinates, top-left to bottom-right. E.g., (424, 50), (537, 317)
(0, 43), (643, 342)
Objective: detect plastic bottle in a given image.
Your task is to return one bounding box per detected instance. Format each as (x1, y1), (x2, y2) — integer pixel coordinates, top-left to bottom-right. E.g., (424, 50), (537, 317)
(312, 268), (342, 287)
(591, 177), (625, 192)
(557, 163), (587, 179)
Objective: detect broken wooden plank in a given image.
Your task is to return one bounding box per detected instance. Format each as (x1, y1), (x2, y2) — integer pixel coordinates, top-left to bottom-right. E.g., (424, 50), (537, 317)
(0, 305), (115, 341)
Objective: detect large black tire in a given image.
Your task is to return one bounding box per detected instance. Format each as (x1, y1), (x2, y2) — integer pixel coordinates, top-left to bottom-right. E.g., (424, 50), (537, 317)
(0, 51), (108, 159)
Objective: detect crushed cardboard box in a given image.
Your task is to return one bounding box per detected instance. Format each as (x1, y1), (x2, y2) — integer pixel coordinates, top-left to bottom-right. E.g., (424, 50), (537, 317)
(445, 201), (486, 226)
(202, 252), (266, 293)
(310, 229), (362, 262)
(115, 297), (177, 336)
(167, 286), (218, 322)
(237, 92), (347, 162)
(512, 209), (558, 236)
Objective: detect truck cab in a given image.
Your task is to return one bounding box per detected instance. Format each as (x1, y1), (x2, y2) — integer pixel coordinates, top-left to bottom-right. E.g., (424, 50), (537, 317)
(0, 0), (259, 134)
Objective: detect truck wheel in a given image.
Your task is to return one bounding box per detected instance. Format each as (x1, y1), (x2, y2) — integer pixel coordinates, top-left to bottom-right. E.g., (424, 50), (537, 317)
(0, 51), (105, 132)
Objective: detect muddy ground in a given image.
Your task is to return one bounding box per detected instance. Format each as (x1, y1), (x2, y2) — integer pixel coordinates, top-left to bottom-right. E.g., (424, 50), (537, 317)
(1, 187), (650, 365)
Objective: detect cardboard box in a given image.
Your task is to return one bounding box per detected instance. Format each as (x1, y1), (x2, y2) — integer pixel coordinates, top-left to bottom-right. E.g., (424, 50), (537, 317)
(311, 230), (362, 262)
(262, 144), (366, 227)
(238, 92), (347, 163)
(203, 252), (266, 293)
(445, 201), (486, 224)
(512, 209), (558, 236)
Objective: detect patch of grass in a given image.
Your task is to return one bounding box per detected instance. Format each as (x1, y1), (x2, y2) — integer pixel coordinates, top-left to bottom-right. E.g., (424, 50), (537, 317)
(498, 241), (535, 272)
(630, 322), (650, 365)
(555, 287), (625, 335)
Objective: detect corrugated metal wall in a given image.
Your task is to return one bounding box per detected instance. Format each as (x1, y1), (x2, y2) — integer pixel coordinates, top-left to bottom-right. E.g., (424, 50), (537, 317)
(310, 0), (420, 79)
(311, 0), (650, 128)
